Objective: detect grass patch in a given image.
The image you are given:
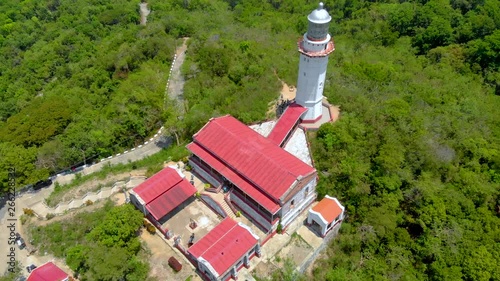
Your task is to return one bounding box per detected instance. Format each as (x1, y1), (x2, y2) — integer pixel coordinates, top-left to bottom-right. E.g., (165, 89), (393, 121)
(45, 144), (189, 207)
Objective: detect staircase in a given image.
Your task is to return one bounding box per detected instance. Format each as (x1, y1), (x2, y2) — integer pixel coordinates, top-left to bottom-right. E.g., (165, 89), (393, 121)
(222, 193), (240, 219)
(220, 197), (236, 219)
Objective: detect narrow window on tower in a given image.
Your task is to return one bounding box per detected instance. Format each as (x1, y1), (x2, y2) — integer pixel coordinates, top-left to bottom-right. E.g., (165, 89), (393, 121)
(304, 72), (306, 76)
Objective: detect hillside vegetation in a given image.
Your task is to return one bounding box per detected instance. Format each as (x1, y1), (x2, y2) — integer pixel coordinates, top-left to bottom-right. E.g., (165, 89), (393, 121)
(29, 202), (151, 280)
(1, 0), (499, 279)
(0, 0), (175, 189)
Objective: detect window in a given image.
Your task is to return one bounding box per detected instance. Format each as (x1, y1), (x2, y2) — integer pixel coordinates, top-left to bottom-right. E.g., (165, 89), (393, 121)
(303, 72), (306, 76)
(291, 200), (295, 208)
(305, 187), (309, 196)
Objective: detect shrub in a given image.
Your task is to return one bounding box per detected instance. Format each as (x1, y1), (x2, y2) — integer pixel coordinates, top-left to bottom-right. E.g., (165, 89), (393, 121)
(168, 256), (182, 272)
(143, 220), (156, 234)
(23, 208), (35, 216)
(20, 214), (29, 225)
(46, 213), (56, 220)
(204, 183), (210, 189)
(236, 211), (241, 217)
(277, 217), (283, 234)
(146, 224), (156, 234)
(85, 200), (93, 206)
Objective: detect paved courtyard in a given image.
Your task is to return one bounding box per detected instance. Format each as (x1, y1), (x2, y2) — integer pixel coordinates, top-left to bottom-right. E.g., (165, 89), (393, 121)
(159, 197), (222, 250)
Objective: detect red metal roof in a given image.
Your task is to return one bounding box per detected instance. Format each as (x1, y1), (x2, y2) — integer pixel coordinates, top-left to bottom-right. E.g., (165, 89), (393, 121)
(190, 115), (315, 202)
(267, 103), (307, 146)
(188, 218), (258, 276)
(132, 167), (185, 203)
(132, 167), (197, 220)
(312, 197), (343, 224)
(27, 262), (68, 281)
(146, 179), (197, 221)
(187, 142), (279, 213)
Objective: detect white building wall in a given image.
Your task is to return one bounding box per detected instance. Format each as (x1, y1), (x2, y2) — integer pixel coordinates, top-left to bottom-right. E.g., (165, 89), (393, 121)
(307, 210), (328, 236)
(282, 191), (316, 228)
(281, 178), (316, 216)
(129, 193), (148, 216)
(200, 244), (259, 281)
(198, 258), (218, 281)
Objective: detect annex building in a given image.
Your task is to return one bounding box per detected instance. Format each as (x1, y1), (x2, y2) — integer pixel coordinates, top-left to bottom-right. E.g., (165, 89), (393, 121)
(307, 195), (345, 237)
(129, 165), (197, 231)
(188, 218), (261, 281)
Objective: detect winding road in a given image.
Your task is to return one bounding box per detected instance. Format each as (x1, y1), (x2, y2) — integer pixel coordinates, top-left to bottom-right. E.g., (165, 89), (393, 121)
(0, 38), (189, 275)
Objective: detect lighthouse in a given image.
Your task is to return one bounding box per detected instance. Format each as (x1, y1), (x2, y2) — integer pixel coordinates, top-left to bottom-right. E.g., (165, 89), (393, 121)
(295, 2), (335, 122)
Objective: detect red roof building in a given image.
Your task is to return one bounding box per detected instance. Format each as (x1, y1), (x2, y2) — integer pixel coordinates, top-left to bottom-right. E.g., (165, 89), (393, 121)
(188, 218), (260, 281)
(307, 195), (345, 237)
(187, 115), (318, 231)
(129, 166), (197, 222)
(27, 262), (69, 281)
(267, 103), (307, 146)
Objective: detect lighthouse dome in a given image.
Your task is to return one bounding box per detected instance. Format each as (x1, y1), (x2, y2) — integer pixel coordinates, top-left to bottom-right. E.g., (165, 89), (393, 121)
(307, 3), (331, 24)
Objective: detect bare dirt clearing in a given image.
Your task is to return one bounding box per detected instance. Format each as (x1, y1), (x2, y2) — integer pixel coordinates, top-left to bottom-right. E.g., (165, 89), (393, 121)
(140, 231), (200, 281)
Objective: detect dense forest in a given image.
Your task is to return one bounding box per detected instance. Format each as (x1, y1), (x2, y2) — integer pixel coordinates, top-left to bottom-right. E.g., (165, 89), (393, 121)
(1, 0), (499, 280)
(0, 0), (175, 189)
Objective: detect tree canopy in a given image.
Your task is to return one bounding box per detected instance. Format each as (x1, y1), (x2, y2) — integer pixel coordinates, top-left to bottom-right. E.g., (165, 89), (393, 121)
(29, 202), (149, 281)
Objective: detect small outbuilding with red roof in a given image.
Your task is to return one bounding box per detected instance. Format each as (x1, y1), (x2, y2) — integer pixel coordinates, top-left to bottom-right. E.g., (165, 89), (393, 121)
(129, 165), (197, 228)
(27, 261), (69, 281)
(188, 218), (260, 281)
(307, 195), (344, 237)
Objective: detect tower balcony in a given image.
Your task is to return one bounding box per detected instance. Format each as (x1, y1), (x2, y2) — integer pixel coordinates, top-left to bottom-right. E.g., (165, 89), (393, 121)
(297, 38), (335, 58)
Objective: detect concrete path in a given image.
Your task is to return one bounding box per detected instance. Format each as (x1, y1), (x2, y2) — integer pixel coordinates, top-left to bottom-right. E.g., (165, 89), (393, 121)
(29, 177), (146, 218)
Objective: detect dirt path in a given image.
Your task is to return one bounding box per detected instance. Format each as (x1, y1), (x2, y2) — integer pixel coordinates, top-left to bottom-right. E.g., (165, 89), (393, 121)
(280, 81), (296, 100)
(267, 79), (297, 118)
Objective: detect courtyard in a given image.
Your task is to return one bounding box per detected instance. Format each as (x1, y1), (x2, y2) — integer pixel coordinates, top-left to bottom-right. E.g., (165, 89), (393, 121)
(158, 196), (222, 250)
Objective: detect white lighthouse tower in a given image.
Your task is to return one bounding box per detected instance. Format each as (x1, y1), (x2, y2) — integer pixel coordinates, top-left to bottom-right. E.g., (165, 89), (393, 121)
(295, 2), (335, 122)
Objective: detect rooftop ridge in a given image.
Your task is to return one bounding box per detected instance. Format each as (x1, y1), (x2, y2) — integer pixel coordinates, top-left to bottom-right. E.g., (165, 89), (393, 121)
(133, 167), (184, 204)
(212, 117), (302, 177)
(194, 119), (295, 200)
(196, 218), (238, 259)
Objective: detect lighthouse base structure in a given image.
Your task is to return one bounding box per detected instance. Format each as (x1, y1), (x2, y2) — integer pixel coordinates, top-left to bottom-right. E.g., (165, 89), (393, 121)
(299, 98), (339, 131)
